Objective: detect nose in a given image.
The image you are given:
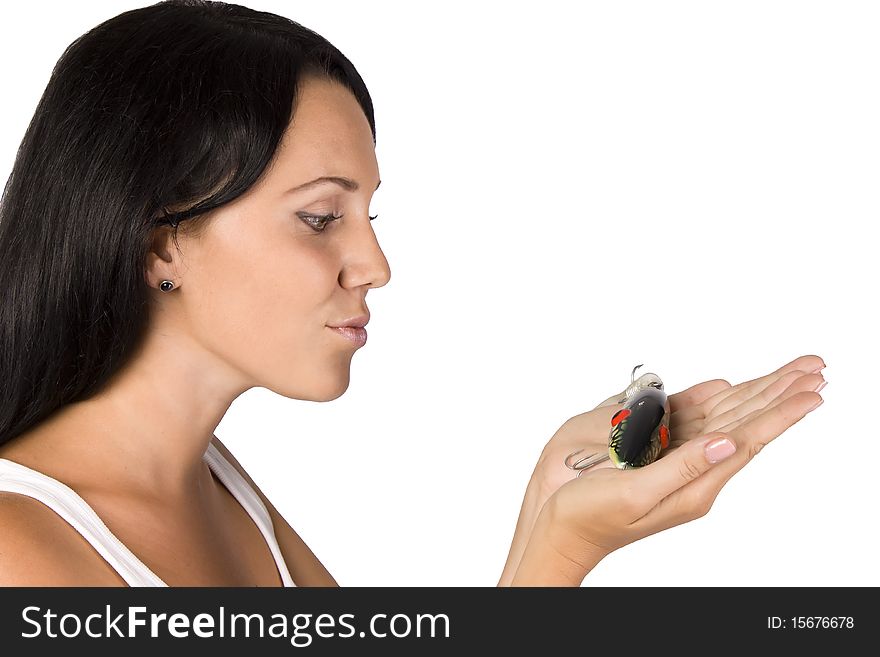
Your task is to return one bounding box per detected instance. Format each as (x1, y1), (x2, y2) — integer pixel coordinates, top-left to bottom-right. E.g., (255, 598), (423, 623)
(339, 218), (391, 290)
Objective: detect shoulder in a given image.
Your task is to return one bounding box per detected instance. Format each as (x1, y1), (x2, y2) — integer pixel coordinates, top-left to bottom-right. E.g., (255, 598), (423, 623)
(209, 436), (338, 587)
(0, 492), (126, 586)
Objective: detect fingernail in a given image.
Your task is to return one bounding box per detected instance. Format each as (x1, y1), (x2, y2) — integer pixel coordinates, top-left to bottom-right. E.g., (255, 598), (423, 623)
(813, 380), (827, 393)
(810, 365), (826, 374)
(704, 436), (736, 463)
(807, 397), (824, 412)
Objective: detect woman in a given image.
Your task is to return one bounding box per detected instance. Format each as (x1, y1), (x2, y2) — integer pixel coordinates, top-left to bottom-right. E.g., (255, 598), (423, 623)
(0, 0), (826, 587)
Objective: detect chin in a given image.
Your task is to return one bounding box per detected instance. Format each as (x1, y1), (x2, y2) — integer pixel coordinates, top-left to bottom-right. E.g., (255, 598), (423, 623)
(273, 374), (351, 402)
(315, 381), (350, 402)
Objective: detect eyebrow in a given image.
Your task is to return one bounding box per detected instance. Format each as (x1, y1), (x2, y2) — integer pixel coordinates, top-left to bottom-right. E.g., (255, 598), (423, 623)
(286, 176), (381, 194)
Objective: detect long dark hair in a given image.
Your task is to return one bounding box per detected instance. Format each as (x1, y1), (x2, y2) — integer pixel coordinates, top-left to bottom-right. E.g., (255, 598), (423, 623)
(0, 0), (376, 447)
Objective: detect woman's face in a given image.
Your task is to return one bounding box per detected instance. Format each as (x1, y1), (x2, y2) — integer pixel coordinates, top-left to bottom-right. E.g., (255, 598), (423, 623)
(152, 75), (389, 401)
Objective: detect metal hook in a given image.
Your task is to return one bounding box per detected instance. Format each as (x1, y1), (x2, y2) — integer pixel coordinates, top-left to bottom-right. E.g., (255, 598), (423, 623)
(563, 447), (611, 477)
(631, 363), (644, 383)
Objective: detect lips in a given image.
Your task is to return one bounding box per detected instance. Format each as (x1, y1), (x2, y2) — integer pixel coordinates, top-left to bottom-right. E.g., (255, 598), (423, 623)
(327, 313), (370, 329)
(328, 325), (368, 347)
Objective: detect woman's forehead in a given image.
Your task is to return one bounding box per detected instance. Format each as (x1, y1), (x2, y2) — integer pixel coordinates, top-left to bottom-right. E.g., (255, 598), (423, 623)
(287, 77), (371, 143)
(271, 78), (378, 187)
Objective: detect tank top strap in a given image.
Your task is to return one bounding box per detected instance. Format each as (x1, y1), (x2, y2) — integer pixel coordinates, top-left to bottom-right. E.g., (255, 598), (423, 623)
(0, 444), (295, 587)
(0, 457), (167, 586)
(203, 441), (296, 587)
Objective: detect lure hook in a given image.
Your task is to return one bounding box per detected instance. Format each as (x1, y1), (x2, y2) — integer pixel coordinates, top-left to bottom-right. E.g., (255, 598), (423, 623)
(563, 447), (610, 477)
(631, 363), (644, 383)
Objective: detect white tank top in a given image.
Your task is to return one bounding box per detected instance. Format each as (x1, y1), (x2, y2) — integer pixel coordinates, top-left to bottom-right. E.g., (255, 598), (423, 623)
(0, 441), (296, 587)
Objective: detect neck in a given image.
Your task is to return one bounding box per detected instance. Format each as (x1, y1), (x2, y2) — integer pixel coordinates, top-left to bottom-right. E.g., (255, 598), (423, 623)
(21, 319), (252, 500)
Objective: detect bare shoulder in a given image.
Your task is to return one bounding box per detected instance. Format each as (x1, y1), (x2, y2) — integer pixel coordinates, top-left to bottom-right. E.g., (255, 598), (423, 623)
(209, 436), (338, 587)
(0, 492), (127, 586)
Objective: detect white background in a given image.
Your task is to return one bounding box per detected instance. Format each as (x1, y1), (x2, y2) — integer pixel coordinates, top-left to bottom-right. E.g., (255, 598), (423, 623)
(2, 1), (877, 586)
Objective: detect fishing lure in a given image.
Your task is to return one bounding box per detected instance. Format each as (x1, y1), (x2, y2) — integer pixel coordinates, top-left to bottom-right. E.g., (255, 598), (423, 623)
(564, 364), (671, 477)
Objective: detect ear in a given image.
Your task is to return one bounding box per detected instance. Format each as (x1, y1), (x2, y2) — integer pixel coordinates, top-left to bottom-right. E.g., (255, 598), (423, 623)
(143, 224), (181, 289)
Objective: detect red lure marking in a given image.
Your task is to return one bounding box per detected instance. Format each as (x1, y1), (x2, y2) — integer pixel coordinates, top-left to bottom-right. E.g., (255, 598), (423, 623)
(659, 424), (669, 449)
(611, 408), (631, 427)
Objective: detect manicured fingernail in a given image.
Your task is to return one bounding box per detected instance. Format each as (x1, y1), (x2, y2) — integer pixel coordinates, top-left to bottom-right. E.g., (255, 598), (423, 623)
(813, 380), (827, 392)
(807, 397), (824, 412)
(704, 436), (736, 463)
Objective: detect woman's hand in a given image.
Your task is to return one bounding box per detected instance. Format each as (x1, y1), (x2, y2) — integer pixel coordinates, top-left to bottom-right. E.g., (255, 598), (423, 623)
(498, 354), (827, 586)
(545, 354), (825, 497)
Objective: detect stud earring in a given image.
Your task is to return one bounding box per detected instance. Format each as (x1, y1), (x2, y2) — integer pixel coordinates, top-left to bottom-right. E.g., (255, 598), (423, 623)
(159, 280), (175, 292)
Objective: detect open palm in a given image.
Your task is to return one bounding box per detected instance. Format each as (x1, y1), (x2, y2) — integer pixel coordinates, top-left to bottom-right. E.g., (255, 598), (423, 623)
(499, 354), (826, 585)
(536, 354), (825, 500)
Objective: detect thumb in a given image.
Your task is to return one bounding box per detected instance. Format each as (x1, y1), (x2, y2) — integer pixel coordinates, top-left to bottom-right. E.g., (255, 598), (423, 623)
(636, 433), (737, 501)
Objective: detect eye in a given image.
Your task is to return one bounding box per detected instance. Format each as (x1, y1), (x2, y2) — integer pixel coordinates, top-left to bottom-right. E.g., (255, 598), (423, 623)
(297, 212), (379, 233)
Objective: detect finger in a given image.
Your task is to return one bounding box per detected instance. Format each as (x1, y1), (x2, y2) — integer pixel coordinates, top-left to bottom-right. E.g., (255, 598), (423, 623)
(702, 371), (824, 435)
(707, 354), (825, 413)
(667, 379), (731, 417)
(780, 354), (826, 374)
(621, 432), (738, 522)
(631, 390), (823, 537)
(668, 380), (732, 433)
(667, 411), (714, 445)
(669, 355), (824, 429)
(686, 356), (820, 426)
(670, 373), (822, 447)
(703, 367), (813, 422)
(680, 391), (823, 520)
(672, 369), (813, 439)
(727, 391), (822, 477)
(711, 377), (824, 438)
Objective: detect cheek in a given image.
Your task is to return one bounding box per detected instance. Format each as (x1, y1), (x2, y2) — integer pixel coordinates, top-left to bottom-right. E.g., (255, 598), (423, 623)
(186, 238), (339, 373)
